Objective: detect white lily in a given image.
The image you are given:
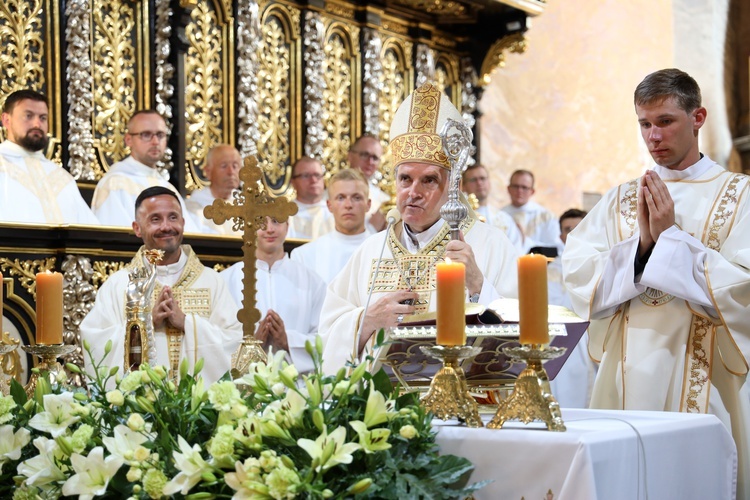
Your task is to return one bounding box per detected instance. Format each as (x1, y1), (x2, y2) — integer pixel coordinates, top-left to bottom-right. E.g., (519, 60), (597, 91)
(0, 425), (31, 472)
(163, 435), (212, 495)
(102, 424), (149, 464)
(297, 426), (361, 472)
(28, 392), (81, 437)
(363, 389), (389, 428)
(62, 446), (124, 500)
(349, 420), (392, 454)
(18, 436), (68, 487)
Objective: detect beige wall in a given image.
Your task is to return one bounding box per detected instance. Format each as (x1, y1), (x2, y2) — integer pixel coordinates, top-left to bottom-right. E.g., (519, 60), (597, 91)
(478, 0), (675, 218)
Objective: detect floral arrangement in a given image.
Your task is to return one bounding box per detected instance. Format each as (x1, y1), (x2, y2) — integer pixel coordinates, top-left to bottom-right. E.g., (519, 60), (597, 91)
(0, 336), (486, 499)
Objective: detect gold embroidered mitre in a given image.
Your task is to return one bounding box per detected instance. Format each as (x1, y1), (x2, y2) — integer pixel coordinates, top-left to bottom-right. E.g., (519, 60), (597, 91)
(389, 83), (465, 170)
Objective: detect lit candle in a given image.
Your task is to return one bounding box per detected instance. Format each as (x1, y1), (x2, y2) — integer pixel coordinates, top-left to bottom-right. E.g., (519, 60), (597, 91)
(436, 259), (466, 346)
(36, 271), (63, 345)
(518, 254), (549, 345)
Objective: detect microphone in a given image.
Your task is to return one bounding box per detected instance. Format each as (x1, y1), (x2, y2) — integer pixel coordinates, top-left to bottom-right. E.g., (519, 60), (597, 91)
(353, 208), (401, 365)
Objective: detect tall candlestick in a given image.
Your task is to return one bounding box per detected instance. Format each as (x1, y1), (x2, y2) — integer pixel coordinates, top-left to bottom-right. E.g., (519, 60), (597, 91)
(436, 260), (466, 346)
(518, 254), (549, 345)
(36, 271), (63, 345)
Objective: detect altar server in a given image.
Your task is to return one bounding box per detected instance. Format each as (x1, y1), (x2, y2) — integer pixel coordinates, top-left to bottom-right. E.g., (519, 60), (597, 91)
(286, 156), (335, 240)
(563, 68), (750, 498)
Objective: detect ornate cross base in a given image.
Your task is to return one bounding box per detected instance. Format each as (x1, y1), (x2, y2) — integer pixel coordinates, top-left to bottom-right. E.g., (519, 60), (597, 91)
(487, 344), (566, 431)
(231, 338), (268, 378)
(420, 345), (483, 428)
(21, 344), (77, 397)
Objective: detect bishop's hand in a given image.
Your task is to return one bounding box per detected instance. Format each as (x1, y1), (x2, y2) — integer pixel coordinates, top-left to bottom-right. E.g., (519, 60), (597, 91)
(445, 232), (483, 297)
(359, 290), (418, 353)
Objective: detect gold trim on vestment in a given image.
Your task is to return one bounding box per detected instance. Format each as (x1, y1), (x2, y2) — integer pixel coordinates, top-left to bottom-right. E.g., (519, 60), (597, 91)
(0, 155), (68, 223)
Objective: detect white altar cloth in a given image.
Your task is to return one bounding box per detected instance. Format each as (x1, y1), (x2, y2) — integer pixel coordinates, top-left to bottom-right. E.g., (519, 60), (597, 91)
(435, 409), (737, 500)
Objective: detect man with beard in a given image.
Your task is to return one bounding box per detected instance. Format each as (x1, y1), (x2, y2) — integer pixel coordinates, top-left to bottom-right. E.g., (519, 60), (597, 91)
(81, 186), (242, 383)
(0, 90), (98, 224)
(91, 110), (202, 232)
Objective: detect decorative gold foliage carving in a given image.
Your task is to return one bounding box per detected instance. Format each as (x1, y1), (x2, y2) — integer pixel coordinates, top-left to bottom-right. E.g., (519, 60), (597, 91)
(322, 32), (354, 172)
(91, 260), (127, 289)
(185, 1), (224, 192)
(0, 257), (56, 299)
(92, 0), (137, 166)
(378, 41), (409, 194)
(480, 33), (527, 86)
(258, 15), (292, 186)
(0, 0), (45, 142)
(393, 0), (466, 16)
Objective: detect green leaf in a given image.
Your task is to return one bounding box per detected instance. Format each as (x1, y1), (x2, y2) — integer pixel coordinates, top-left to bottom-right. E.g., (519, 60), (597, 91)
(9, 378), (27, 406)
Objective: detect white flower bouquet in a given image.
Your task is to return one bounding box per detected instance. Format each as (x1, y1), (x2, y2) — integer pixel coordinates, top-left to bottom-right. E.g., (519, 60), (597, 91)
(0, 335), (487, 499)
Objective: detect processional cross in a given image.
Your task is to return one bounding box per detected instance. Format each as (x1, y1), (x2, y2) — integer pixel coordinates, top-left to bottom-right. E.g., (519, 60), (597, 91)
(204, 156), (297, 372)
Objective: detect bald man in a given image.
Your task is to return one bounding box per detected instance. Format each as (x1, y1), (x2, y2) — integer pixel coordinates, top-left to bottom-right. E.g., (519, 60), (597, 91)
(186, 144), (242, 235)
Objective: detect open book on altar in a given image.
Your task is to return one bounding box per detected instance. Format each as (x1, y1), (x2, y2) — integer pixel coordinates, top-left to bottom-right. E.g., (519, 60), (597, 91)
(375, 298), (589, 392)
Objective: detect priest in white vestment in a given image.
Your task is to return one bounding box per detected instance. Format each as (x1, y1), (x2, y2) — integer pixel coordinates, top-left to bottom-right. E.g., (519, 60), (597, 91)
(502, 169), (560, 252)
(91, 110), (203, 233)
(0, 90), (98, 225)
(347, 135), (391, 232)
(81, 187), (242, 384)
(462, 163), (524, 251)
(291, 169), (372, 283)
(320, 83), (520, 375)
(563, 68), (750, 498)
(286, 157), (334, 240)
(222, 217), (325, 373)
(186, 143), (242, 236)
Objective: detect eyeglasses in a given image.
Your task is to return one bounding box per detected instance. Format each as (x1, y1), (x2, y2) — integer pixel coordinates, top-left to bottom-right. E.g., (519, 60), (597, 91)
(127, 131), (168, 141)
(509, 184), (533, 191)
(351, 150), (381, 163)
(292, 172), (324, 181)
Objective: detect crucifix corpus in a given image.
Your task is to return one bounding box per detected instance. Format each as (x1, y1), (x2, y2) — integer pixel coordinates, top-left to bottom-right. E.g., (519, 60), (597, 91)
(204, 155), (297, 374)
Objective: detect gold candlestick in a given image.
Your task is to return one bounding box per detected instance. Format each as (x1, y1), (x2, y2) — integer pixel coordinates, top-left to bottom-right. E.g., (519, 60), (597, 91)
(0, 342), (19, 395)
(487, 344), (566, 431)
(420, 345), (483, 428)
(21, 344), (77, 397)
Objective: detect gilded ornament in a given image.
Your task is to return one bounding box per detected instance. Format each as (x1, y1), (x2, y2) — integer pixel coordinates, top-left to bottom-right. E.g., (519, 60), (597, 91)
(91, 261), (128, 289)
(393, 0), (467, 16)
(321, 29), (356, 172)
(415, 44), (436, 88)
(362, 28), (383, 137)
(154, 0), (175, 177)
(460, 57), (478, 131)
(0, 0), (45, 104)
(479, 33), (527, 86)
(92, 0), (137, 168)
(237, 0), (261, 160)
(0, 257), (56, 299)
(61, 255), (98, 381)
(303, 11), (327, 161)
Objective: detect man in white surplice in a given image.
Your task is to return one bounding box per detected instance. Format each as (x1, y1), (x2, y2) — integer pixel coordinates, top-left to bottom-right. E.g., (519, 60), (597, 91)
(320, 83), (520, 375)
(291, 169), (372, 284)
(502, 169), (560, 252)
(347, 135), (391, 232)
(0, 90), (98, 225)
(286, 157), (334, 240)
(221, 217), (326, 374)
(562, 68), (750, 498)
(186, 143), (242, 236)
(91, 110), (202, 232)
(81, 187), (242, 384)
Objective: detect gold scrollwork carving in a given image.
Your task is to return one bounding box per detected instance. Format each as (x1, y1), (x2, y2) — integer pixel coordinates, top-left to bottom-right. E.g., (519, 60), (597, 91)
(0, 257), (56, 299)
(91, 260), (128, 289)
(0, 332), (22, 383)
(184, 1), (225, 192)
(393, 0), (466, 16)
(480, 33), (527, 86)
(258, 13), (293, 188)
(92, 0), (137, 167)
(378, 39), (410, 195)
(0, 0), (45, 143)
(321, 24), (359, 172)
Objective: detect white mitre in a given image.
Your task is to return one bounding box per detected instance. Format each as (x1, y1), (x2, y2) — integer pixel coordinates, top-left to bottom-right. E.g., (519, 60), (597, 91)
(388, 82), (465, 170)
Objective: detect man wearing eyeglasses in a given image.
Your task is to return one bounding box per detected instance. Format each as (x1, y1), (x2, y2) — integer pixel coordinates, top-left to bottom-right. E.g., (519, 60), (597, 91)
(287, 156), (335, 240)
(91, 110), (202, 232)
(0, 89), (99, 225)
(347, 135), (391, 232)
(501, 169), (560, 252)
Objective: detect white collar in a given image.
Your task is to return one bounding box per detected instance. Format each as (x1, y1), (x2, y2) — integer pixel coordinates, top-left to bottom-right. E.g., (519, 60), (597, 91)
(401, 218), (445, 253)
(0, 140), (45, 159)
(155, 249), (188, 285)
(652, 154), (715, 181)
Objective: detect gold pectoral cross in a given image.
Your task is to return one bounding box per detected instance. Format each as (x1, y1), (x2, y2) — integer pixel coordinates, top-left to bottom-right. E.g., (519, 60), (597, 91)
(203, 156), (297, 370)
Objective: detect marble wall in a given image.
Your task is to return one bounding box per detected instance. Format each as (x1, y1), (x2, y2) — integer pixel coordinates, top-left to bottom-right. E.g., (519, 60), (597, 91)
(477, 0), (709, 219)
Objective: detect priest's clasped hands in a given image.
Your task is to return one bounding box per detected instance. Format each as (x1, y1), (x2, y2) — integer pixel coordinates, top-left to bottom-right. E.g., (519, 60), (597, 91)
(256, 310), (289, 352)
(638, 170), (676, 257)
(152, 286), (186, 332)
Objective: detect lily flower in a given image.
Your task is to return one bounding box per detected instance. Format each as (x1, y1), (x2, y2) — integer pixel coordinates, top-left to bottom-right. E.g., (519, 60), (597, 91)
(349, 421), (392, 454)
(225, 458), (271, 499)
(0, 425), (31, 471)
(163, 436), (213, 495)
(363, 389), (389, 428)
(297, 426), (361, 472)
(62, 447), (124, 500)
(102, 424), (149, 464)
(18, 436), (68, 486)
(28, 392), (82, 437)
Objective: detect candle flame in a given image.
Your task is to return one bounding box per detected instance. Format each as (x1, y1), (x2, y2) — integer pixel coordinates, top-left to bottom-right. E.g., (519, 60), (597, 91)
(444, 256), (452, 265)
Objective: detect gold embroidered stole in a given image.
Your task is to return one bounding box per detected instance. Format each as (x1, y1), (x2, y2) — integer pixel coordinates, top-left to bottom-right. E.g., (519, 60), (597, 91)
(0, 153), (69, 222)
(129, 246), (210, 377)
(366, 218), (475, 315)
(617, 172), (747, 412)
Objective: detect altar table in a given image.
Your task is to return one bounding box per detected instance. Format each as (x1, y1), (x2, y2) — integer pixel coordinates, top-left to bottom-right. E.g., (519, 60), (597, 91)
(435, 408), (737, 500)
